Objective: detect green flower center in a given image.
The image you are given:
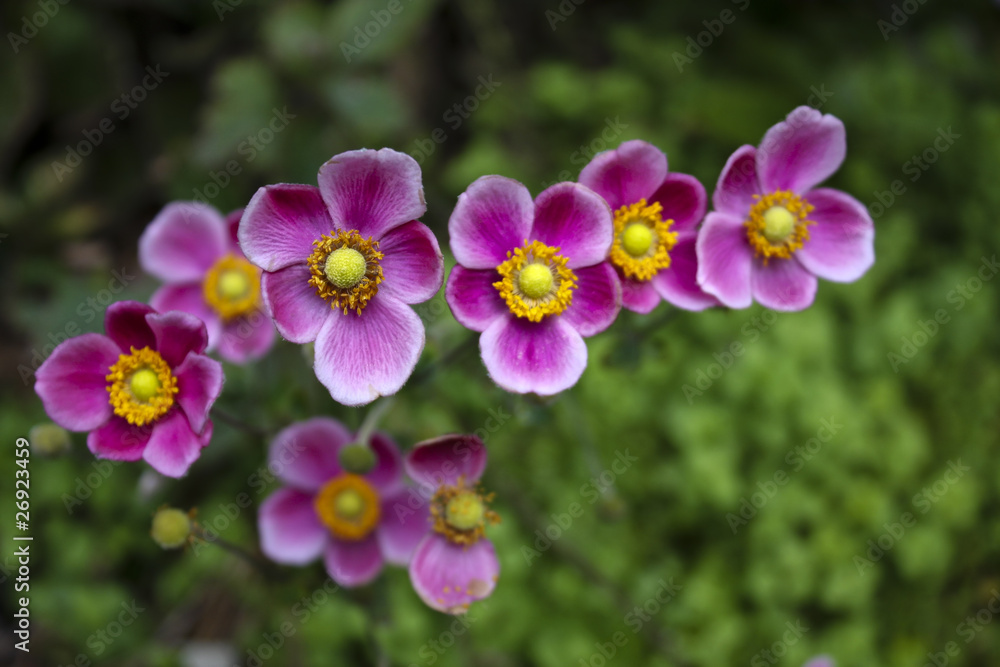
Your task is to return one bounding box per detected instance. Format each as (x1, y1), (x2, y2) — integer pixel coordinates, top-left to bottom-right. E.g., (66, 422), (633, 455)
(517, 263), (554, 299)
(129, 369), (161, 402)
(445, 491), (485, 531)
(335, 489), (365, 519)
(324, 247), (368, 289)
(622, 223), (654, 257)
(762, 206), (796, 243)
(217, 269), (250, 299)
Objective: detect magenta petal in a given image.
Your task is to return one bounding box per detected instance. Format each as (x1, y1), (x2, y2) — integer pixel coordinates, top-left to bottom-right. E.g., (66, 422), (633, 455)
(105, 301), (156, 352)
(217, 314), (277, 364)
(795, 188), (875, 282)
(751, 257), (818, 312)
(758, 106), (846, 194)
(696, 212), (754, 309)
(578, 139), (668, 211)
(802, 658), (834, 667)
(240, 184), (332, 272)
(712, 145), (761, 218)
(318, 148), (426, 240)
(145, 310), (209, 367)
(445, 266), (506, 333)
(268, 418), (351, 492)
(652, 233), (719, 311)
(35, 333), (119, 431)
(141, 409), (207, 477)
(324, 534), (384, 588)
(87, 417), (151, 461)
(531, 182), (613, 269)
(139, 202), (228, 283)
(173, 352), (223, 434)
(261, 263), (330, 344)
(377, 221), (444, 305)
(562, 263), (621, 336)
(649, 172), (707, 233)
(225, 208), (244, 251)
(366, 432), (404, 493)
(377, 487), (431, 566)
(258, 487), (326, 565)
(314, 295), (424, 407)
(480, 316), (587, 395)
(409, 534), (499, 614)
(620, 277), (661, 314)
(449, 175), (534, 270)
(405, 434), (487, 489)
(150, 284), (222, 351)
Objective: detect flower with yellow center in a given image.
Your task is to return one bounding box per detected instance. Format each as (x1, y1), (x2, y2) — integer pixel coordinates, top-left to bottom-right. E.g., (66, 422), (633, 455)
(744, 190), (815, 264)
(608, 199), (677, 281)
(430, 477), (500, 546)
(307, 230), (384, 315)
(313, 474), (381, 541)
(106, 347), (179, 426)
(202, 254), (261, 320)
(493, 240), (577, 322)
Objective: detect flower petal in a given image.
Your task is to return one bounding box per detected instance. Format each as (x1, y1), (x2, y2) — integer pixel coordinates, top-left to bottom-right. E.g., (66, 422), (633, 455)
(620, 276), (662, 314)
(696, 212), (754, 309)
(803, 657), (835, 667)
(578, 139), (668, 211)
(480, 315), (587, 396)
(377, 221), (444, 304)
(649, 172), (707, 233)
(449, 175), (534, 270)
(561, 262), (621, 336)
(87, 417), (151, 461)
(366, 432), (404, 493)
(217, 314), (277, 364)
(258, 487), (326, 565)
(139, 202), (228, 283)
(141, 409), (207, 477)
(150, 284), (222, 351)
(35, 333), (120, 431)
(318, 148), (426, 240)
(751, 257), (818, 312)
(145, 310), (209, 367)
(377, 487), (432, 566)
(240, 184), (333, 272)
(261, 263), (331, 344)
(173, 352), (224, 434)
(225, 208), (244, 252)
(405, 434), (487, 489)
(105, 301), (156, 353)
(712, 144), (761, 218)
(324, 534), (384, 588)
(795, 188), (875, 282)
(445, 266), (507, 333)
(409, 534), (499, 614)
(758, 106), (846, 194)
(268, 417), (351, 492)
(313, 295), (424, 407)
(652, 233), (719, 311)
(531, 182), (613, 269)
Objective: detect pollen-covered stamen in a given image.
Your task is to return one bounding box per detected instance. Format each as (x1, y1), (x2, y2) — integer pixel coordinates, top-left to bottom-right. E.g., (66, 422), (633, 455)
(314, 474), (380, 541)
(431, 477), (500, 546)
(307, 230), (384, 315)
(106, 347), (178, 426)
(745, 190), (815, 264)
(493, 240), (576, 322)
(609, 199), (677, 281)
(203, 254), (261, 320)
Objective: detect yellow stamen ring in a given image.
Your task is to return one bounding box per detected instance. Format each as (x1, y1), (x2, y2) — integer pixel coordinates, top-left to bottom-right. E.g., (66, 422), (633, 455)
(431, 477), (500, 546)
(307, 230), (384, 315)
(745, 190), (815, 263)
(203, 254), (261, 320)
(609, 199), (677, 282)
(494, 240), (576, 322)
(106, 347), (178, 426)
(314, 474), (380, 541)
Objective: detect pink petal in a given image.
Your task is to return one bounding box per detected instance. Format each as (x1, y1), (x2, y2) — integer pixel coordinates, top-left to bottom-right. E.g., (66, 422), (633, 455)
(652, 233), (719, 311)
(561, 262), (621, 336)
(758, 106), (846, 194)
(258, 487), (326, 565)
(620, 276), (662, 314)
(367, 432), (404, 494)
(578, 139), (668, 211)
(649, 172), (707, 233)
(313, 295), (424, 407)
(696, 212), (754, 309)
(173, 352), (224, 434)
(139, 202), (228, 283)
(150, 284), (222, 351)
(377, 221), (444, 304)
(377, 487), (432, 566)
(531, 182), (613, 269)
(409, 534), (499, 614)
(795, 188), (875, 282)
(225, 208), (244, 252)
(803, 657), (835, 667)
(480, 315), (587, 396)
(445, 266), (507, 333)
(324, 534), (384, 588)
(35, 333), (119, 431)
(751, 257), (818, 312)
(317, 148), (426, 240)
(712, 145), (761, 218)
(268, 418), (351, 492)
(405, 434), (487, 489)
(240, 184), (333, 272)
(87, 417), (151, 461)
(105, 301), (156, 353)
(449, 175), (534, 270)
(261, 263), (331, 344)
(141, 409), (207, 477)
(145, 310), (209, 367)
(217, 313), (277, 364)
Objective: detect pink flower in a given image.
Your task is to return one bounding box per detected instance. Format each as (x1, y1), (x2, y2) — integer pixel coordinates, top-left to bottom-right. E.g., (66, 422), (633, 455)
(803, 657), (834, 667)
(238, 149), (444, 406)
(696, 106), (875, 311)
(579, 140), (717, 313)
(139, 203), (277, 364)
(404, 435), (500, 614)
(257, 418), (429, 588)
(34, 301), (223, 477)
(445, 176), (621, 395)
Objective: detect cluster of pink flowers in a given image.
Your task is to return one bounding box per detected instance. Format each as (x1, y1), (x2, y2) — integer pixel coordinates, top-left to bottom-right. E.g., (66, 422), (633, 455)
(33, 105), (873, 621)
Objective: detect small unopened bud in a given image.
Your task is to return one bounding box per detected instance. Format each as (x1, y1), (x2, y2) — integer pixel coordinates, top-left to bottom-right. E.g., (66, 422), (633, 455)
(29, 422), (71, 457)
(339, 443), (376, 474)
(152, 507), (192, 549)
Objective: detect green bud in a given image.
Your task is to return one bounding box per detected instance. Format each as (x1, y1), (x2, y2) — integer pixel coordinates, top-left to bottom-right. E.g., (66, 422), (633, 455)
(339, 443), (376, 474)
(151, 507), (192, 549)
(29, 422), (71, 457)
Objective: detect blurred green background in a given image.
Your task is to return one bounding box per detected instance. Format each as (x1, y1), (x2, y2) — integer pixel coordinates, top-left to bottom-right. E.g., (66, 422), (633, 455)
(2, 0), (1000, 665)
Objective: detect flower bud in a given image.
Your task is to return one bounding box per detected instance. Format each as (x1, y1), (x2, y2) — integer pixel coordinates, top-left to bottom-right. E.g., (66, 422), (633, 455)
(339, 443), (376, 474)
(28, 422), (71, 457)
(151, 507), (192, 549)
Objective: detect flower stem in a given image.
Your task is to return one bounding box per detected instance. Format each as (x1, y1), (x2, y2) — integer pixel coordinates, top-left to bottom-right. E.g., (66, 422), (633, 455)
(356, 396), (395, 448)
(210, 406), (268, 439)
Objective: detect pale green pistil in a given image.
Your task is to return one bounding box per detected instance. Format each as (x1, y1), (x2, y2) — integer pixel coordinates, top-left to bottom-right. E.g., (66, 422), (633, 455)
(762, 206), (796, 243)
(218, 270), (249, 299)
(129, 369), (160, 402)
(518, 263), (554, 299)
(335, 489), (364, 519)
(445, 492), (485, 531)
(324, 247), (367, 289)
(622, 223), (654, 257)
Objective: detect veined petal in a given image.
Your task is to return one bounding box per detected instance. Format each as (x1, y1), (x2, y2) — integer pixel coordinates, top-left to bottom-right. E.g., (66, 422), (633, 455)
(261, 263), (331, 344)
(409, 534), (499, 614)
(750, 256), (818, 312)
(141, 409), (207, 478)
(139, 202), (228, 283)
(758, 106), (846, 194)
(258, 487), (326, 565)
(378, 221), (444, 304)
(268, 417), (351, 492)
(449, 175), (534, 270)
(696, 212), (754, 309)
(531, 182), (613, 269)
(445, 266), (507, 333)
(795, 188), (875, 282)
(35, 333), (120, 431)
(240, 184), (333, 272)
(561, 262), (621, 337)
(578, 139), (667, 211)
(649, 172), (707, 233)
(480, 315), (587, 395)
